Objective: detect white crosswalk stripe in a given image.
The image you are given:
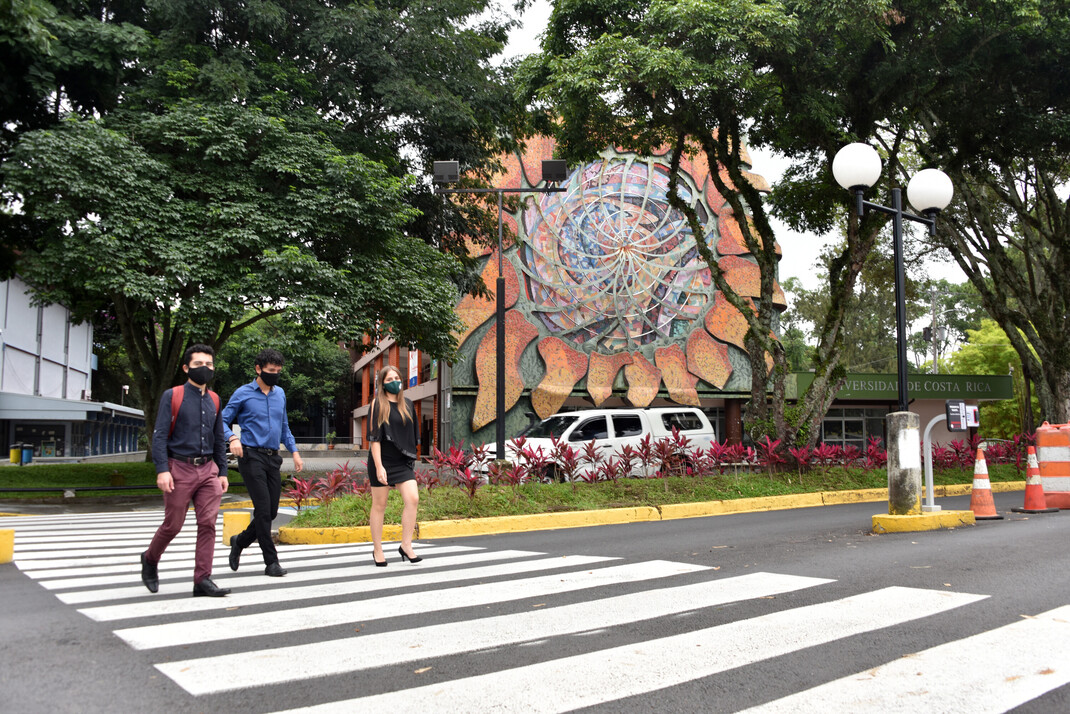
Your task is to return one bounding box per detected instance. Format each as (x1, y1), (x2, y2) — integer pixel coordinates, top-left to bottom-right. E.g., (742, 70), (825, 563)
(2, 510), (1068, 713)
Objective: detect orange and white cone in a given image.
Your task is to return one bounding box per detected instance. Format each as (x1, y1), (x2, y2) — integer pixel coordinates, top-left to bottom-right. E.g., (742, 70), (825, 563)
(1012, 446), (1059, 514)
(969, 448), (1004, 520)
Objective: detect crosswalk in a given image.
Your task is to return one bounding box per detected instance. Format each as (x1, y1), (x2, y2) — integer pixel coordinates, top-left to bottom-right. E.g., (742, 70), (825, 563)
(3, 510), (1069, 712)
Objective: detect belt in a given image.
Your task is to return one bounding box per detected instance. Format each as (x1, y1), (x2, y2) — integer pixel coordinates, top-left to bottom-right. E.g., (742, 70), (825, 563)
(245, 446), (279, 456)
(170, 454), (214, 466)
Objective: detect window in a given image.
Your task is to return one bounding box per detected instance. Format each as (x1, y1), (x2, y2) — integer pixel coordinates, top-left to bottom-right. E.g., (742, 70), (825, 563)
(820, 407), (887, 449)
(526, 415), (578, 439)
(661, 411), (703, 432)
(569, 416), (609, 442)
(611, 414), (644, 438)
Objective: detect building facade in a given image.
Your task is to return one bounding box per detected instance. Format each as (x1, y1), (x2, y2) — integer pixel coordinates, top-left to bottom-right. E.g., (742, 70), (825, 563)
(350, 142), (1014, 454)
(0, 276), (144, 460)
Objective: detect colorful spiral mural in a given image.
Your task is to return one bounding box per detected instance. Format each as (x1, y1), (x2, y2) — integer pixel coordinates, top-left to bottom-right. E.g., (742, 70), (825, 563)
(451, 138), (786, 438)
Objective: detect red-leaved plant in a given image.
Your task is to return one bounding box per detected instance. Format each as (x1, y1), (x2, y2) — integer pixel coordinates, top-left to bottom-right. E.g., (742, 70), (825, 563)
(455, 467), (483, 500)
(284, 477), (316, 512)
(755, 436), (786, 476)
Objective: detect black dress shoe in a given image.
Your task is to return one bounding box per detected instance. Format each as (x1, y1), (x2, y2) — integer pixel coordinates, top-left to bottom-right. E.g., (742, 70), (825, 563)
(140, 551), (159, 593)
(398, 545), (422, 563)
(264, 562), (287, 577)
(229, 540), (242, 571)
(192, 577), (231, 597)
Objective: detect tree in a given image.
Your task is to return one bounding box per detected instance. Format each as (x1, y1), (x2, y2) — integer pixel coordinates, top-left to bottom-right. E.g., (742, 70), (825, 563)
(3, 0), (523, 458)
(896, 0), (1070, 422)
(6, 101), (462, 448)
(948, 320), (1040, 438)
(213, 315), (352, 436)
(0, 0), (148, 277)
(526, 0), (1009, 444)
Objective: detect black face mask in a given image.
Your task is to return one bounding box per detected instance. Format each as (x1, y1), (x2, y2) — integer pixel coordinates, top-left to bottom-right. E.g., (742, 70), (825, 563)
(259, 370), (280, 387)
(188, 366), (214, 385)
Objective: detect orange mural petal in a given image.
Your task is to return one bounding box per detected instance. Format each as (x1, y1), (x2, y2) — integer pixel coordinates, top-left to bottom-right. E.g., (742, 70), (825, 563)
(531, 337), (589, 419)
(471, 310), (540, 432)
(687, 328), (733, 389)
(586, 352), (634, 407)
(718, 256), (787, 307)
(704, 293), (751, 350)
(654, 344), (700, 406)
(455, 254), (521, 350)
(623, 352), (662, 408)
(717, 213), (782, 257)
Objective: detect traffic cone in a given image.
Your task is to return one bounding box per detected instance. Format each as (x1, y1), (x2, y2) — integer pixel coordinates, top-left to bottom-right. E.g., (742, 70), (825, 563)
(1012, 446), (1059, 514)
(969, 448), (1004, 520)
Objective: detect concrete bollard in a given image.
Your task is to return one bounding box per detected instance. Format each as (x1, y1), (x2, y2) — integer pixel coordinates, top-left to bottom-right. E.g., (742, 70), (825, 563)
(886, 411), (922, 515)
(0, 529), (13, 564)
(222, 512), (251, 545)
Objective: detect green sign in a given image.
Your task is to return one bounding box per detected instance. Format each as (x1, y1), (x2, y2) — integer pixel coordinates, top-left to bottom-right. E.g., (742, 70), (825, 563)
(791, 373), (1013, 401)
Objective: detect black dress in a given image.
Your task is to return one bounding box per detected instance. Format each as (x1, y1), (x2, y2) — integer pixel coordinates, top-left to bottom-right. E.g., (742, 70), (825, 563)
(367, 399), (419, 487)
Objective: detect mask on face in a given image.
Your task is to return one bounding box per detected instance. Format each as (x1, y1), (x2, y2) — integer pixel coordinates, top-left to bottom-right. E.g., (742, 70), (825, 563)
(188, 365), (214, 385)
(383, 380), (403, 395)
(259, 370), (281, 387)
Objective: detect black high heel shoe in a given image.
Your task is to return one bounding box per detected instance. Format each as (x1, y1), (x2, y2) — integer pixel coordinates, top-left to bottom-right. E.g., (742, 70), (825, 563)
(398, 545), (422, 563)
(372, 553), (387, 567)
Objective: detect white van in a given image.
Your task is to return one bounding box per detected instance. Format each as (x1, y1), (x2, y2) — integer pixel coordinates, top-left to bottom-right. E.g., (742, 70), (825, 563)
(485, 407), (717, 479)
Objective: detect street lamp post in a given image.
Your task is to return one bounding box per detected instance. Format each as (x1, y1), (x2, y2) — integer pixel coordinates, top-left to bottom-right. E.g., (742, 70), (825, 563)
(832, 143), (954, 413)
(833, 143), (953, 520)
(433, 160), (567, 461)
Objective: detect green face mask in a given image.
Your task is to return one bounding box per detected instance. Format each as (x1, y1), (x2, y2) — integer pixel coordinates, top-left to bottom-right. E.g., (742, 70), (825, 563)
(383, 380), (403, 395)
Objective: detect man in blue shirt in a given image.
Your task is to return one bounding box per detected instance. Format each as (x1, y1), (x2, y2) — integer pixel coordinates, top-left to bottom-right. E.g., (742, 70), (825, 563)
(142, 343), (231, 597)
(222, 348), (304, 576)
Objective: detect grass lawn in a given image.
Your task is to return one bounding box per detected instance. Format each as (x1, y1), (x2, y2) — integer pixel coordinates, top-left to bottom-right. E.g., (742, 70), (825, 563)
(0, 462), (245, 498)
(289, 463), (1025, 528)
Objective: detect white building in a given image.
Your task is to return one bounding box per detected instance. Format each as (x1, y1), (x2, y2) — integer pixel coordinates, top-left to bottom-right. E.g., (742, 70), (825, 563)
(0, 276), (144, 461)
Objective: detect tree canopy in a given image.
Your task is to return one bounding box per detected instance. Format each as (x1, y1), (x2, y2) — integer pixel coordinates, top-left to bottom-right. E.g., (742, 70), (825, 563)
(2, 0), (520, 451)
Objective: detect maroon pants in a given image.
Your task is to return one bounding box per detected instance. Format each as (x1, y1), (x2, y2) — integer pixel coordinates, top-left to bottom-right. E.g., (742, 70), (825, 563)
(145, 459), (222, 583)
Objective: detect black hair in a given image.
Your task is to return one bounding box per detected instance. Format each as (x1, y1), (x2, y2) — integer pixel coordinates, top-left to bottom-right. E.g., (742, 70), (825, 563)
(255, 348), (285, 369)
(183, 343), (215, 366)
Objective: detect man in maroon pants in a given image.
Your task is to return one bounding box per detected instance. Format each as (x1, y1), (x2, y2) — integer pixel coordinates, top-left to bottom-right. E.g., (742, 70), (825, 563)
(141, 343), (231, 597)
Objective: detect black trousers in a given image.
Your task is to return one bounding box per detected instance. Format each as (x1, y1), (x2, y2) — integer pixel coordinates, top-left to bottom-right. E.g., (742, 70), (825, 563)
(235, 448), (283, 565)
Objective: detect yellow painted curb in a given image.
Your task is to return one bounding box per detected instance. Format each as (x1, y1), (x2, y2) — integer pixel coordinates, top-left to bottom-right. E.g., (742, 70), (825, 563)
(872, 510), (976, 533)
(0, 512), (33, 517)
(0, 529), (12, 563)
(279, 525), (402, 544)
(417, 507), (661, 539)
(991, 480), (1027, 493)
(821, 488), (888, 505)
(661, 494), (825, 520)
(274, 483), (1027, 544)
(221, 498), (316, 511)
(221, 511), (251, 545)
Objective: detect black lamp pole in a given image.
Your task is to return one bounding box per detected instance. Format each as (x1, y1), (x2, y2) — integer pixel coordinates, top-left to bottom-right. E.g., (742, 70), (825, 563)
(853, 188), (937, 413)
(434, 160), (567, 460)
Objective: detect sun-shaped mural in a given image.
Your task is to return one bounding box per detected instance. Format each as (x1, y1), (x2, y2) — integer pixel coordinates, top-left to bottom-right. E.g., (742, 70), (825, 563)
(519, 158), (711, 353)
(453, 138), (786, 433)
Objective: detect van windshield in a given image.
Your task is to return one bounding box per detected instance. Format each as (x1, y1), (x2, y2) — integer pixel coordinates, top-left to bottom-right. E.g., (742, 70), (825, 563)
(526, 415), (579, 439)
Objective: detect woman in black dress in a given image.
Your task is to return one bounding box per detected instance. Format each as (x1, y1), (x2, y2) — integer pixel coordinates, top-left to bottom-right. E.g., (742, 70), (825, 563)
(367, 365), (422, 566)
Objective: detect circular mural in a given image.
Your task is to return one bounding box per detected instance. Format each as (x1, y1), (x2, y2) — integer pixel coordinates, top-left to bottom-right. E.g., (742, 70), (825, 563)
(518, 157), (713, 353)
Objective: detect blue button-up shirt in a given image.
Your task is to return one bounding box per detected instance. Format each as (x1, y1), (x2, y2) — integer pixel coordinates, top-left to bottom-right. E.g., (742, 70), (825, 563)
(152, 382), (226, 475)
(221, 380), (299, 453)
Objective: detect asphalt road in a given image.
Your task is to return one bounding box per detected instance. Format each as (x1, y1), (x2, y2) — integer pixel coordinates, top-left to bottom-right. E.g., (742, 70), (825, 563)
(1, 491), (1068, 713)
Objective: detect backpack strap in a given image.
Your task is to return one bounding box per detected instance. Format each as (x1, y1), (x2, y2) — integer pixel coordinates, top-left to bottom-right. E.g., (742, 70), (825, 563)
(168, 386), (183, 438)
(168, 386), (221, 437)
